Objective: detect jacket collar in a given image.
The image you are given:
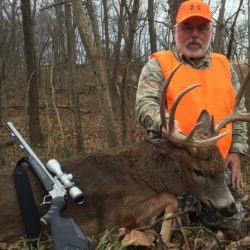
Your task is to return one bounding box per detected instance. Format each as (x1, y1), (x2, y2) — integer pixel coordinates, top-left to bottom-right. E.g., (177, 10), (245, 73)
(172, 47), (211, 70)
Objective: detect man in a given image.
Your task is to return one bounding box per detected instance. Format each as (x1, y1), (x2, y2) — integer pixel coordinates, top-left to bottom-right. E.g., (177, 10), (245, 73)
(136, 0), (248, 230)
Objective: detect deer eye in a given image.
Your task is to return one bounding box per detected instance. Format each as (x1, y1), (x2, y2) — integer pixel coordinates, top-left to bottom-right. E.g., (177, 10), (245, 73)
(193, 168), (204, 177)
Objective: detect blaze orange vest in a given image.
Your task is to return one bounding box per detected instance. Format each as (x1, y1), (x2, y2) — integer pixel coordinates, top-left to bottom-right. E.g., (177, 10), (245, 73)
(152, 51), (235, 159)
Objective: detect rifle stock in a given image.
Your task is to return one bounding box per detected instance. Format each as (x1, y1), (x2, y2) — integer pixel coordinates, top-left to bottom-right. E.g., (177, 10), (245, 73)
(41, 197), (91, 250)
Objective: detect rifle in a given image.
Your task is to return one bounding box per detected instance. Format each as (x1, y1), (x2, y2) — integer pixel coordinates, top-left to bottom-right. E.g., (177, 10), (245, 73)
(7, 121), (92, 250)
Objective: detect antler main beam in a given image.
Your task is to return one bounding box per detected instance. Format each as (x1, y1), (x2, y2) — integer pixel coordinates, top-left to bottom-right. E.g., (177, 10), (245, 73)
(215, 68), (250, 132)
(160, 63), (183, 131)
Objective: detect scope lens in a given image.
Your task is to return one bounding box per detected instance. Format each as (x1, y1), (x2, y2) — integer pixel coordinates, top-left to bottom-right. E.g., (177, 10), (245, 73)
(69, 186), (85, 205)
(74, 194), (85, 205)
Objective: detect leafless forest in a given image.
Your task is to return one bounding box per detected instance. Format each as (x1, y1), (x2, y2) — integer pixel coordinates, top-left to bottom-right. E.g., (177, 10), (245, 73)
(0, 0), (250, 160)
(1, 0), (250, 249)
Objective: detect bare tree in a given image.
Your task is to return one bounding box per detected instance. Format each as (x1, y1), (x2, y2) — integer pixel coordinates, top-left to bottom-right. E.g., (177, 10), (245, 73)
(167, 0), (182, 28)
(20, 0), (43, 145)
(226, 0), (244, 59)
(120, 0), (140, 144)
(213, 0), (226, 53)
(102, 0), (114, 106)
(54, 0), (66, 80)
(0, 0), (4, 126)
(102, 0), (111, 73)
(246, 0), (250, 141)
(55, 0), (66, 62)
(85, 0), (114, 109)
(112, 0), (125, 99)
(72, 0), (118, 147)
(147, 0), (157, 53)
(65, 0), (84, 152)
(248, 0), (250, 66)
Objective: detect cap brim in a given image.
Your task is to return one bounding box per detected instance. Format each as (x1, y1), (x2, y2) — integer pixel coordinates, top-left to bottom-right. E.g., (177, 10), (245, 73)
(177, 14), (211, 24)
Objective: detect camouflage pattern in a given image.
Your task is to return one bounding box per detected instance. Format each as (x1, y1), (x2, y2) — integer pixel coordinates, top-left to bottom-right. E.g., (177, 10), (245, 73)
(176, 168), (246, 230)
(135, 48), (248, 229)
(199, 168), (246, 230)
(135, 48), (248, 154)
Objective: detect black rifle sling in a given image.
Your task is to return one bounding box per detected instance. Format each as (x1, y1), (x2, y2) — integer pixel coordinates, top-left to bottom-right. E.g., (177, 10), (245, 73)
(13, 157), (41, 239)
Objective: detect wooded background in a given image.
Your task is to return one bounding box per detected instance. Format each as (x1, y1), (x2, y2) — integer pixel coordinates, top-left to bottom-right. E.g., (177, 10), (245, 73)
(1, 0), (250, 163)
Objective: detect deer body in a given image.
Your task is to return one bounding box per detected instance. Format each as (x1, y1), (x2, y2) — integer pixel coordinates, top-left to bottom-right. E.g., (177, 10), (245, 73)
(61, 135), (236, 232)
(0, 136), (235, 242)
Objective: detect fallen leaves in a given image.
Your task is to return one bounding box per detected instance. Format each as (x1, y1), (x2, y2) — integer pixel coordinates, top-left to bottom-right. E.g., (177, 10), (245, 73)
(121, 229), (155, 248)
(225, 235), (250, 250)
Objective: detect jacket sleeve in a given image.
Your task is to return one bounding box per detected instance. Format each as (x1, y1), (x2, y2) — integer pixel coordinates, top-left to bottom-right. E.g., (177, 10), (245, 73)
(229, 64), (249, 155)
(135, 57), (168, 137)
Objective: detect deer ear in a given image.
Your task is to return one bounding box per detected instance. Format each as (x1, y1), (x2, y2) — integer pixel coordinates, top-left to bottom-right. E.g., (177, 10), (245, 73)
(196, 110), (213, 132)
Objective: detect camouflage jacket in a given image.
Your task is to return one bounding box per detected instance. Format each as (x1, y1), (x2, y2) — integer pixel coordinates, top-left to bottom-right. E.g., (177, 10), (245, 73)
(135, 49), (248, 155)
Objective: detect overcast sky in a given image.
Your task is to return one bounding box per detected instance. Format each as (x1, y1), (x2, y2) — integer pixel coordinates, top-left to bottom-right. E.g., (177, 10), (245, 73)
(208, 0), (248, 25)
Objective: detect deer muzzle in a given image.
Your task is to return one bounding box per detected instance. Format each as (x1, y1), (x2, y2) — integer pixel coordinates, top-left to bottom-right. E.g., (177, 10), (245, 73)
(217, 201), (237, 217)
(207, 198), (237, 217)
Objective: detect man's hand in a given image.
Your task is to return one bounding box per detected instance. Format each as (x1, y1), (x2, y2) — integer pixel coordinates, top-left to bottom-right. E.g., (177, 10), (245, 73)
(225, 153), (244, 191)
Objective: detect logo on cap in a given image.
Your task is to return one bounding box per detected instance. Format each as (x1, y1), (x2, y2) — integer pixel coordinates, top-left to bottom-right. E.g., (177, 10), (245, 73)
(190, 4), (201, 10)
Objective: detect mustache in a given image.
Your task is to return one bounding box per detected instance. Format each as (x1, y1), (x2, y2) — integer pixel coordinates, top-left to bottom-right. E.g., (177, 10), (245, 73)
(186, 39), (202, 47)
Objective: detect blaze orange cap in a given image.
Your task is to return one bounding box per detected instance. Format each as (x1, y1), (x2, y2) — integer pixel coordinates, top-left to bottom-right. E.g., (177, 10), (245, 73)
(176, 0), (212, 24)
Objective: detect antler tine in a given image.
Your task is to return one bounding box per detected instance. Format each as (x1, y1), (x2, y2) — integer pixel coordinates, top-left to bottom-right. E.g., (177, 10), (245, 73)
(165, 84), (230, 147)
(168, 84), (201, 133)
(178, 118), (229, 147)
(234, 68), (250, 110)
(215, 68), (250, 133)
(168, 129), (230, 148)
(160, 63), (183, 130)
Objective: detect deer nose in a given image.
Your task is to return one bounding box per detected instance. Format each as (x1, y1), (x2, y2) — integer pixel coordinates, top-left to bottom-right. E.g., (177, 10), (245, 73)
(219, 202), (237, 217)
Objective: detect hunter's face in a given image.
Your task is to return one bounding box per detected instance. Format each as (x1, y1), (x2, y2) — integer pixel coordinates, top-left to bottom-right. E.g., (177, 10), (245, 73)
(173, 17), (212, 58)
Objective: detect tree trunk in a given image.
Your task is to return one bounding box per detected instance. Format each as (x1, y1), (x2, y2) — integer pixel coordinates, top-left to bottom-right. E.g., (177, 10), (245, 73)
(167, 0), (182, 27)
(85, 0), (115, 110)
(65, 0), (84, 153)
(102, 0), (111, 70)
(9, 0), (19, 80)
(147, 0), (157, 53)
(0, 62), (3, 127)
(0, 1), (3, 127)
(247, 0), (250, 64)
(72, 0), (118, 148)
(112, 0), (125, 98)
(213, 0), (226, 54)
(120, 0), (140, 144)
(55, 0), (66, 63)
(84, 0), (101, 49)
(20, 0), (43, 146)
(246, 0), (250, 142)
(226, 0), (244, 59)
(102, 0), (114, 107)
(54, 0), (67, 86)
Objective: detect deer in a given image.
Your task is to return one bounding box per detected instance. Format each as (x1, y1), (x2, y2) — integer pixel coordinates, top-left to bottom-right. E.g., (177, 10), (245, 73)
(0, 65), (250, 246)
